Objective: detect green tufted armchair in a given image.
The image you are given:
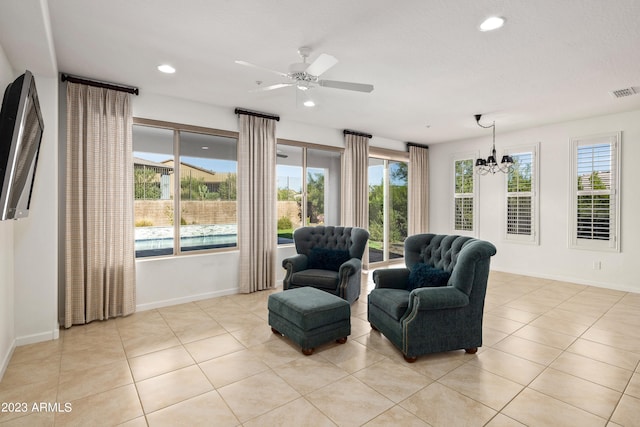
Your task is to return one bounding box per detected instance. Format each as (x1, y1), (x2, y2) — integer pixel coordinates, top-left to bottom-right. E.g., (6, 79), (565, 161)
(282, 226), (369, 304)
(368, 234), (497, 362)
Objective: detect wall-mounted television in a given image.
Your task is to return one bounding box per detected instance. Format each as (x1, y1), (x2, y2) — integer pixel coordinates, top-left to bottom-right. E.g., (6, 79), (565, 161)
(0, 70), (44, 220)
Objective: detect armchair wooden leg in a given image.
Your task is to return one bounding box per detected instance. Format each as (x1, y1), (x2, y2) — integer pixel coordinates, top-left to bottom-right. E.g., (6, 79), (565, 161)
(302, 348), (314, 356)
(336, 337), (347, 344)
(271, 327), (282, 335)
(370, 323), (379, 331)
(403, 355), (417, 363)
(465, 347), (478, 354)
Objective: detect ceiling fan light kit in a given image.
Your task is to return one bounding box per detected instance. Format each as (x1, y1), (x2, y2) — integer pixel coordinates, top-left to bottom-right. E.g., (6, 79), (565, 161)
(236, 46), (374, 106)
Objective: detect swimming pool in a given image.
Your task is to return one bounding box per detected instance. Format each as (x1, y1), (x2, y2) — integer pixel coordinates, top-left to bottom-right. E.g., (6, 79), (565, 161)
(135, 224), (237, 257)
(135, 224), (293, 257)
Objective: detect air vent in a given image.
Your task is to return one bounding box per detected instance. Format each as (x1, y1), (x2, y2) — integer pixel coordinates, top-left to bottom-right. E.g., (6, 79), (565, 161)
(610, 87), (637, 98)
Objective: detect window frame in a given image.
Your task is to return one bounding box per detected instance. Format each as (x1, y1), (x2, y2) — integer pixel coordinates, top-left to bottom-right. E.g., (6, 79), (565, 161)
(276, 138), (344, 246)
(367, 150), (409, 265)
(568, 132), (621, 252)
(133, 117), (239, 258)
(503, 143), (539, 244)
(452, 152), (478, 237)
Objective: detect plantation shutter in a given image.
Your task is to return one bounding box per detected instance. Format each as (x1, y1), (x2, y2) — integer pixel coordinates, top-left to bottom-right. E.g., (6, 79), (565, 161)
(454, 158), (474, 232)
(505, 147), (537, 243)
(570, 133), (620, 251)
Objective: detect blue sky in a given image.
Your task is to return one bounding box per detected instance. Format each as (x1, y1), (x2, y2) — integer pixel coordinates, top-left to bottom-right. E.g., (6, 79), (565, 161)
(136, 152), (408, 187)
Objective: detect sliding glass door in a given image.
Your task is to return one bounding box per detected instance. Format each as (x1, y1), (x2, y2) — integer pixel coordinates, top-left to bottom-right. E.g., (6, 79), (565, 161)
(389, 161), (408, 259)
(369, 158), (408, 264)
(276, 143), (342, 244)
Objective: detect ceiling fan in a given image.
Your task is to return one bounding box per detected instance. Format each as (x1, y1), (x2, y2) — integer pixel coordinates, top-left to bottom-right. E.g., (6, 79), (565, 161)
(235, 47), (374, 94)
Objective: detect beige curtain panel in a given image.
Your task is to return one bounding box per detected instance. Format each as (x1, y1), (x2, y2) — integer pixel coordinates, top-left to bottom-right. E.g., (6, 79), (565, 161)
(237, 113), (277, 293)
(341, 133), (369, 228)
(64, 83), (136, 328)
(408, 144), (429, 235)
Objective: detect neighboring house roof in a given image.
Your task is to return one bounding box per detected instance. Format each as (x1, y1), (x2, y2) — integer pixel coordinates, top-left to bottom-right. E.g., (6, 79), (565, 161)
(161, 160), (234, 183)
(133, 157), (173, 171)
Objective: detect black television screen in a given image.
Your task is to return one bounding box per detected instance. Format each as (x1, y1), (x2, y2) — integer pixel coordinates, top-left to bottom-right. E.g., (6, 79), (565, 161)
(0, 70), (44, 220)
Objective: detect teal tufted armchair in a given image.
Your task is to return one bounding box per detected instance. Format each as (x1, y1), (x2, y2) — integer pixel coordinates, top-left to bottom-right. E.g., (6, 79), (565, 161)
(282, 226), (369, 304)
(368, 234), (497, 362)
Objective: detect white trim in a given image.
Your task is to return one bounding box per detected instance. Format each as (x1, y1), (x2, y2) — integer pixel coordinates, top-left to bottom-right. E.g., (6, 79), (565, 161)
(490, 267), (635, 294)
(451, 152), (479, 237)
(0, 339), (16, 381)
(503, 142), (540, 245)
(568, 132), (621, 252)
(15, 327), (59, 346)
(135, 287), (241, 311)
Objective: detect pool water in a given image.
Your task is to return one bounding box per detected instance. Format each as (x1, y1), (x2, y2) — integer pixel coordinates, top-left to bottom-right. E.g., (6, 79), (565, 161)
(135, 224), (294, 257)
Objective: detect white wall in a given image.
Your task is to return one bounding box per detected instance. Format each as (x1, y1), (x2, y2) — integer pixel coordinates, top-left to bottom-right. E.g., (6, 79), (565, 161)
(429, 109), (640, 292)
(13, 75), (59, 344)
(132, 93), (399, 309)
(0, 42), (15, 379)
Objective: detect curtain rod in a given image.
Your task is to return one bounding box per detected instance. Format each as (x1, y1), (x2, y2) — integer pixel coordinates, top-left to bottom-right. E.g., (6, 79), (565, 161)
(343, 129), (372, 139)
(407, 142), (429, 150)
(234, 108), (280, 121)
(61, 73), (139, 95)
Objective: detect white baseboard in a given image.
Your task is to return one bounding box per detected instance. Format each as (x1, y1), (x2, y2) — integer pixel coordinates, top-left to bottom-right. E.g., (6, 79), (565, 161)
(136, 287), (240, 312)
(0, 338), (16, 382)
(15, 328), (60, 347)
(491, 268), (637, 293)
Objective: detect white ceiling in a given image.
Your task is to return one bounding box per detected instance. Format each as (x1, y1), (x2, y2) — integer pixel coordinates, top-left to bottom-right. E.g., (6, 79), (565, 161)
(2, 0), (640, 144)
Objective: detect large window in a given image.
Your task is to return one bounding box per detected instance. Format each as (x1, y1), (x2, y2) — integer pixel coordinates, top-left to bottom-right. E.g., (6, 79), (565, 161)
(276, 142), (341, 244)
(133, 120), (238, 257)
(453, 157), (477, 235)
(505, 143), (539, 244)
(368, 156), (408, 264)
(570, 133), (620, 251)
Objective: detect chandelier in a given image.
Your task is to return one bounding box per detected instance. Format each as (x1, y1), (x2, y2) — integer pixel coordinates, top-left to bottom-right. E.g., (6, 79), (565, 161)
(474, 114), (513, 175)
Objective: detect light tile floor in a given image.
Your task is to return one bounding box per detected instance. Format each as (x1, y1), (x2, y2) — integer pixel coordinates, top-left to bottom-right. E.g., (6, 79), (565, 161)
(1, 271), (640, 426)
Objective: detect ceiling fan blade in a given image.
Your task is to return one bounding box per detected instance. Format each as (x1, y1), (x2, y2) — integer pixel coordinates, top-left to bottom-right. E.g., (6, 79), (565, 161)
(249, 83), (293, 92)
(305, 54), (338, 76)
(319, 79), (374, 93)
(235, 60), (289, 78)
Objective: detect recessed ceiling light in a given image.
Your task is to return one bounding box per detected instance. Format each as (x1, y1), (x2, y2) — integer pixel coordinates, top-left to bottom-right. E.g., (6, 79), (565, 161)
(479, 16), (505, 32)
(303, 100), (315, 107)
(157, 64), (176, 74)
(201, 146), (209, 150)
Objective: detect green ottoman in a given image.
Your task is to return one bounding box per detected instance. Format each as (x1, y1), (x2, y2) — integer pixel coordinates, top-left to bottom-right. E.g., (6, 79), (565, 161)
(268, 287), (351, 355)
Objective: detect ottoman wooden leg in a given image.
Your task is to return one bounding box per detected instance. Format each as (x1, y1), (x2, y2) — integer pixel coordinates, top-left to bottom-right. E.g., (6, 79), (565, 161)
(302, 348), (314, 356)
(271, 327), (282, 335)
(336, 337), (347, 344)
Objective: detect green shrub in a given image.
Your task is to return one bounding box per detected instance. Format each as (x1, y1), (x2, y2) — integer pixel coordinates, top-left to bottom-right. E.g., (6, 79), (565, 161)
(277, 216), (293, 230)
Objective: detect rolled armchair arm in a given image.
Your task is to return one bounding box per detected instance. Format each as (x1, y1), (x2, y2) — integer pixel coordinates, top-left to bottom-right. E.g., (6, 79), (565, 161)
(372, 268), (410, 290)
(409, 286), (469, 311)
(282, 254), (308, 290)
(282, 254), (308, 273)
(339, 257), (361, 277)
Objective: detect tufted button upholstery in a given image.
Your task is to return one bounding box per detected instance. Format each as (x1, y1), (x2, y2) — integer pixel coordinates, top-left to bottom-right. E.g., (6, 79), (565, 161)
(283, 226), (370, 304)
(408, 234), (473, 274)
(369, 233), (497, 361)
(294, 226), (368, 260)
